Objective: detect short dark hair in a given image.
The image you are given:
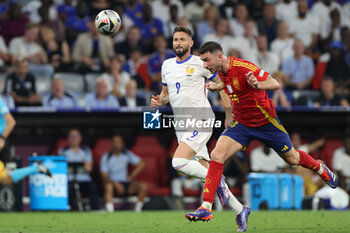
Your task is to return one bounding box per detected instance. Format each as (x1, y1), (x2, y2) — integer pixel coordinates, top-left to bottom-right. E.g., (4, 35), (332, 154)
(173, 26), (192, 38)
(198, 41), (223, 55)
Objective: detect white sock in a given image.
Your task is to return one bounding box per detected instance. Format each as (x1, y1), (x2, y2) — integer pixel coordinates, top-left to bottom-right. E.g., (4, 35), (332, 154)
(172, 158), (208, 182)
(227, 191), (243, 214)
(105, 203), (114, 212)
(201, 201), (212, 210)
(135, 201), (144, 212)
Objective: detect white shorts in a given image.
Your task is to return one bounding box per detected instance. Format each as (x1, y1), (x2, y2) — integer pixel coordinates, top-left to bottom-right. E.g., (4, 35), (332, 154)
(176, 129), (212, 161)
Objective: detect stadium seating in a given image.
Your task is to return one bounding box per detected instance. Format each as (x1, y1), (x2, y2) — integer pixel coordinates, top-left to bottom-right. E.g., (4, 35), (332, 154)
(35, 75), (52, 96)
(85, 73), (102, 93)
(52, 138), (69, 155)
(92, 137), (113, 168)
(54, 73), (85, 93)
(320, 138), (343, 170)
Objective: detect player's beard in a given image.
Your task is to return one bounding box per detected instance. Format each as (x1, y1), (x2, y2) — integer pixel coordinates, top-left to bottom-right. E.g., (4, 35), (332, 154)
(174, 46), (189, 58)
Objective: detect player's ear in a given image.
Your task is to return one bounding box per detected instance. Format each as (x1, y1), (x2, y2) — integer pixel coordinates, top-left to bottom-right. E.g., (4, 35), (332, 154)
(190, 39), (194, 47)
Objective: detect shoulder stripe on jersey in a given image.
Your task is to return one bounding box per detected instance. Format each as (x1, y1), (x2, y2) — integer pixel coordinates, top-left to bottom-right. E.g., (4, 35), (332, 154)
(162, 82), (167, 86)
(209, 72), (218, 80)
(232, 60), (257, 72)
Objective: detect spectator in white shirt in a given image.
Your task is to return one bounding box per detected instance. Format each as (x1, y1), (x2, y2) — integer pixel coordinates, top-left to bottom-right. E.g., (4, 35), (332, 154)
(228, 3), (249, 37)
(232, 19), (258, 63)
(275, 0), (298, 25)
(202, 18), (235, 56)
(151, 0), (184, 27)
(184, 0), (210, 26)
(118, 79), (146, 108)
(256, 35), (279, 74)
(333, 136), (350, 192)
(289, 0), (319, 52)
(271, 22), (295, 64)
(311, 0), (343, 35)
(196, 5), (219, 44)
(0, 35), (10, 71)
(250, 144), (286, 173)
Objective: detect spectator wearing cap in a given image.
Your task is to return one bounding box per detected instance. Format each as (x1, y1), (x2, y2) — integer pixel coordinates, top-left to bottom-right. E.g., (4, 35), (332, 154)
(85, 78), (120, 109)
(119, 79), (146, 107)
(43, 78), (79, 109)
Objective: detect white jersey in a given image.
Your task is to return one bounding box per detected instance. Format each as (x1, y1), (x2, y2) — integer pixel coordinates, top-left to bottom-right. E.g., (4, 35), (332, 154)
(161, 54), (216, 159)
(162, 55), (215, 109)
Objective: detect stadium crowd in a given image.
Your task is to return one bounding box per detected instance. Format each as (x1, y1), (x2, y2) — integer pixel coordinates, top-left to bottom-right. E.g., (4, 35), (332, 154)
(0, 0), (348, 109)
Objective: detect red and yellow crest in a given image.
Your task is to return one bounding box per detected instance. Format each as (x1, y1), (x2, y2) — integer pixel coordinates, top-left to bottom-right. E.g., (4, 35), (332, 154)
(232, 77), (240, 90)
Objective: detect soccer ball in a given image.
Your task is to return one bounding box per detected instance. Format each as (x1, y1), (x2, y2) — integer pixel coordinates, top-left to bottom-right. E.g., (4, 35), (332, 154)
(95, 10), (121, 36)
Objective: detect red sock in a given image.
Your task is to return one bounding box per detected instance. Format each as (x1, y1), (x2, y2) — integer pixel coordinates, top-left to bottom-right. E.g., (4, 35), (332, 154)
(297, 150), (320, 171)
(202, 161), (224, 204)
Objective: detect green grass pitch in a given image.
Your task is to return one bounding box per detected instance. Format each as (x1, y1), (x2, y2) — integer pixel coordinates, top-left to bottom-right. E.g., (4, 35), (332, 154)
(0, 210), (349, 233)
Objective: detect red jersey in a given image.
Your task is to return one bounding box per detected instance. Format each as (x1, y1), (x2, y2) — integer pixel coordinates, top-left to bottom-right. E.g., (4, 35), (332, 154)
(219, 57), (277, 127)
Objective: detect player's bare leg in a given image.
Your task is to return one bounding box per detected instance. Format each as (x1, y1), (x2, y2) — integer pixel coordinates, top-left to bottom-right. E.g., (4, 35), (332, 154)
(279, 147), (338, 188)
(186, 136), (252, 232)
(104, 182), (115, 212)
(172, 142), (236, 208)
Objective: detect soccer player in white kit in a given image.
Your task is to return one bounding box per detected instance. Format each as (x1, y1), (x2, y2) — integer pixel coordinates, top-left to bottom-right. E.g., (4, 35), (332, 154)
(151, 26), (244, 216)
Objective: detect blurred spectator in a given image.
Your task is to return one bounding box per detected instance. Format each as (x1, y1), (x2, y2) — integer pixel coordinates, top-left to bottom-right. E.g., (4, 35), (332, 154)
(4, 59), (41, 106)
(257, 3), (279, 45)
(270, 22), (295, 64)
(184, 0), (210, 26)
(124, 0), (144, 24)
(311, 0), (343, 40)
(324, 41), (350, 88)
(39, 26), (72, 72)
(150, 0), (184, 28)
(251, 144), (286, 172)
(9, 23), (54, 78)
(38, 5), (66, 42)
(232, 20), (258, 63)
(90, 0), (111, 17)
(0, 78), (14, 109)
(289, 0), (319, 52)
(268, 71), (292, 107)
(196, 5), (219, 44)
(341, 26), (350, 67)
(333, 135), (350, 192)
(100, 135), (147, 212)
(0, 0), (11, 20)
(43, 78), (79, 109)
(228, 3), (249, 37)
(111, 2), (134, 45)
(0, 35), (10, 71)
(148, 35), (175, 90)
(101, 57), (131, 98)
(65, 1), (90, 44)
(119, 79), (146, 107)
(275, 0), (298, 24)
(223, 151), (249, 189)
(291, 132), (325, 195)
(282, 39), (314, 90)
(203, 18), (235, 56)
(312, 76), (349, 107)
(133, 3), (164, 43)
(57, 0), (76, 23)
(22, 0), (58, 24)
(247, 0), (264, 21)
(1, 3), (29, 45)
(164, 4), (179, 39)
(85, 78), (120, 109)
(256, 35), (279, 74)
(115, 26), (147, 60)
(58, 129), (99, 210)
(72, 18), (114, 74)
(123, 48), (152, 91)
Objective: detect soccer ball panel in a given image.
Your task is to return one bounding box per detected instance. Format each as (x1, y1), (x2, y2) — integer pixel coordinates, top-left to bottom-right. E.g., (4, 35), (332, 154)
(95, 9), (121, 36)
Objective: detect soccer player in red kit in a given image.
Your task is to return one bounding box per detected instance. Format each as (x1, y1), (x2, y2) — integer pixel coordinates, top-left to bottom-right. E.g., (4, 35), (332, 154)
(185, 42), (338, 232)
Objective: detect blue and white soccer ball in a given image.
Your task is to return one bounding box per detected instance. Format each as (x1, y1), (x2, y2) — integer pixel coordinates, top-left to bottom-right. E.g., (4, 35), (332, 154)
(95, 10), (121, 36)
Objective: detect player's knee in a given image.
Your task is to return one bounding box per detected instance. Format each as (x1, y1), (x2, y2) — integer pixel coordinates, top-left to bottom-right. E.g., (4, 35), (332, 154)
(210, 149), (225, 163)
(172, 158), (189, 171)
(140, 182), (147, 192)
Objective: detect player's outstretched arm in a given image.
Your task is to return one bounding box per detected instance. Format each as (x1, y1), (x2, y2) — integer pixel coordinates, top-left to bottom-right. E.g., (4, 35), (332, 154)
(151, 86), (169, 107)
(246, 71), (280, 91)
